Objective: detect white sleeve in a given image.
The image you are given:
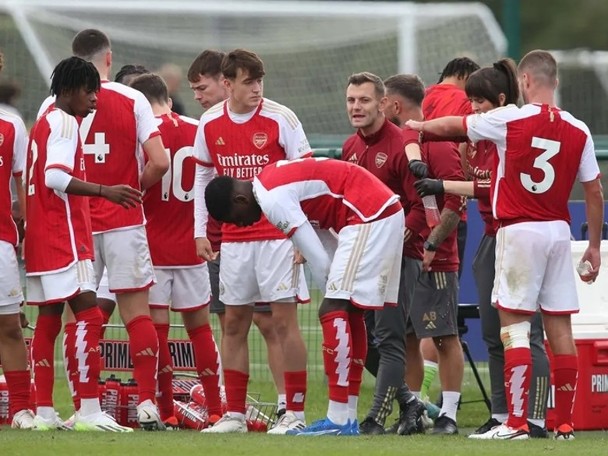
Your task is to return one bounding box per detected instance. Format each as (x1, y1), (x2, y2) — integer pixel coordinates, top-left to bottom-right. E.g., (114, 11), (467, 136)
(36, 95), (55, 120)
(277, 109), (312, 160)
(578, 134), (601, 183)
(193, 116), (213, 164)
(45, 167), (72, 192)
(194, 163), (216, 238)
(290, 221), (332, 290)
(134, 91), (161, 144)
(465, 105), (516, 149)
(11, 117), (27, 175)
(45, 113), (78, 173)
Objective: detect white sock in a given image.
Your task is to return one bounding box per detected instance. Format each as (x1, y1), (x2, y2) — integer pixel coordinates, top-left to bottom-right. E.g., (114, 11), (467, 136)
(439, 391), (460, 422)
(227, 411), (245, 420)
(277, 393), (287, 411)
(529, 418), (544, 428)
(79, 398), (102, 417)
(293, 411), (305, 421)
(492, 413), (508, 423)
(37, 406), (56, 420)
(347, 395), (358, 422)
(327, 400), (348, 425)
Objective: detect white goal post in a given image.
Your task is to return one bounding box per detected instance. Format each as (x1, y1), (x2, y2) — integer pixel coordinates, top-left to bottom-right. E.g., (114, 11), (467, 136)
(0, 0), (506, 137)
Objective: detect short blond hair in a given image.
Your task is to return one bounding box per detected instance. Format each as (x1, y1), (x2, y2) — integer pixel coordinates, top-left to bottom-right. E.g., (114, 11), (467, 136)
(518, 50), (557, 87)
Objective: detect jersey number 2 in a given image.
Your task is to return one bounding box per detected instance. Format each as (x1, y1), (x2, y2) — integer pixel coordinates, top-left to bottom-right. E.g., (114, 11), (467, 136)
(520, 136), (560, 194)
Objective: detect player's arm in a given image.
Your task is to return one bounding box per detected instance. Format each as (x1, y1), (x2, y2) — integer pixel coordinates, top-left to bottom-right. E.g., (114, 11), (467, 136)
(401, 128), (426, 178)
(278, 108), (313, 159)
(406, 116), (465, 138)
(193, 162), (216, 261)
(12, 117), (28, 220)
(415, 179), (475, 198)
(290, 221), (332, 290)
(140, 135), (170, 189)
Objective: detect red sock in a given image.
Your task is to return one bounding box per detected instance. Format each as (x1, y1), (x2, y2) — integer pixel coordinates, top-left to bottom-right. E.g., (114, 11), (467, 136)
(223, 369), (248, 414)
(73, 307), (103, 400)
(31, 313), (62, 407)
(154, 323), (174, 420)
(63, 322), (80, 410)
(553, 354), (578, 427)
(347, 312), (367, 398)
(320, 311), (351, 404)
(126, 315), (159, 403)
(504, 347), (531, 428)
(285, 371), (307, 413)
(4, 370), (31, 416)
(99, 308), (112, 339)
(187, 324), (222, 416)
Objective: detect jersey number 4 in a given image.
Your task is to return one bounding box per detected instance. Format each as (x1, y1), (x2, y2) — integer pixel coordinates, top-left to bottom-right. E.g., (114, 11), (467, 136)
(80, 111), (110, 164)
(520, 136), (560, 194)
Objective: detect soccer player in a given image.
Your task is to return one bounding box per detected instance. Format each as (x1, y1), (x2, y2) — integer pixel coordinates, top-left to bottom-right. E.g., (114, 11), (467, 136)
(418, 57), (480, 402)
(0, 50), (34, 429)
(205, 157), (405, 436)
(386, 74), (466, 435)
(58, 29), (170, 430)
(414, 59), (550, 438)
(341, 72), (426, 435)
(187, 49), (289, 418)
(406, 49), (604, 440)
(26, 56), (138, 432)
(193, 49), (309, 434)
(115, 64), (150, 85)
(129, 73), (223, 428)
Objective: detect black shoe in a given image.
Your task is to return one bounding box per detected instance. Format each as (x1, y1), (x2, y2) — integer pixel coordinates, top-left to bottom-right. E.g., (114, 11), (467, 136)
(359, 417), (385, 435)
(397, 398), (426, 436)
(528, 421), (548, 439)
(432, 415), (458, 435)
(472, 417), (501, 435)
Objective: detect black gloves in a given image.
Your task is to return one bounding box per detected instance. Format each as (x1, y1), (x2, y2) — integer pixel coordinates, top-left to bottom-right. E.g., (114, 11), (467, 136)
(408, 159), (428, 179)
(414, 178), (444, 197)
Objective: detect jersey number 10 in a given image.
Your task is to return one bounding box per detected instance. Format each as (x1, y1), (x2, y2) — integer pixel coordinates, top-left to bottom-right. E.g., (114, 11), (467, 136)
(161, 146), (194, 203)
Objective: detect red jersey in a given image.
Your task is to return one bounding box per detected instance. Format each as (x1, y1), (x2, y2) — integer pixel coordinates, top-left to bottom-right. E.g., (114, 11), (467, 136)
(465, 104), (600, 224)
(25, 109), (93, 274)
(342, 119), (424, 259)
(79, 81), (160, 232)
(423, 84), (472, 119)
(466, 140), (497, 236)
(0, 111), (27, 246)
(253, 158), (401, 236)
(143, 113), (202, 267)
(194, 98), (312, 242)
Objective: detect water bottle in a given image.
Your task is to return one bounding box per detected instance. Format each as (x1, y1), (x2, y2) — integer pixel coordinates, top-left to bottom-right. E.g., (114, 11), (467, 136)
(422, 195), (441, 228)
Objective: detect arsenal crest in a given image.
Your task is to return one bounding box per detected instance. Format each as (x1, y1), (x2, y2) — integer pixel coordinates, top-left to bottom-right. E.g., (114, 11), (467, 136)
(375, 152), (388, 168)
(253, 132), (268, 149)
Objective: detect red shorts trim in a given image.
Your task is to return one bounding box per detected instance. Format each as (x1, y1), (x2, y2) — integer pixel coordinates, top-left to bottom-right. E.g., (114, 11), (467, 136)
(27, 289), (80, 306)
(495, 300), (536, 316)
(111, 279), (155, 294)
(349, 298), (384, 310)
(540, 307), (579, 316)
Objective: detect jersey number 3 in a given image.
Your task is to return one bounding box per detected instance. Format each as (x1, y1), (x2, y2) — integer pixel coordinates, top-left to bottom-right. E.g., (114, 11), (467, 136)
(520, 136), (560, 194)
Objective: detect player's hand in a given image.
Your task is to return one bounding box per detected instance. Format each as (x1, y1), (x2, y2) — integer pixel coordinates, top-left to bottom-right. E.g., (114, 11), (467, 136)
(408, 159), (428, 179)
(414, 178), (444, 197)
(422, 249), (435, 272)
(405, 120), (424, 132)
(101, 185), (143, 209)
(294, 249), (307, 264)
(19, 310), (29, 329)
(196, 237), (217, 262)
(579, 246), (601, 283)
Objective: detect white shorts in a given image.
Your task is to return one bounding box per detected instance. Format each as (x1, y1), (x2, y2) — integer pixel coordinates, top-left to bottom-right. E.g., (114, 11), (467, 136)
(492, 220), (579, 314)
(149, 265), (211, 312)
(326, 211), (404, 309)
(219, 239), (310, 306)
(0, 240), (23, 307)
(26, 259), (96, 305)
(93, 227), (156, 293)
(96, 268), (116, 302)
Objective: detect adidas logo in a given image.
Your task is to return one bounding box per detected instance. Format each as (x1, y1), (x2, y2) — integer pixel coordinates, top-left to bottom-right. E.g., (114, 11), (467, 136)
(201, 368), (217, 376)
(276, 283), (289, 291)
(425, 321), (437, 330)
(557, 383), (575, 392)
(35, 359), (51, 368)
(215, 137), (225, 146)
(159, 365), (173, 375)
(135, 347), (156, 357)
(292, 392), (305, 403)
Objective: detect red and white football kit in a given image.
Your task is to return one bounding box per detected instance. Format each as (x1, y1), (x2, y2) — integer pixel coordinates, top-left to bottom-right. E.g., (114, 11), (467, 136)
(194, 98), (311, 305)
(143, 112), (222, 421)
(465, 102), (600, 431)
(0, 111), (27, 309)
